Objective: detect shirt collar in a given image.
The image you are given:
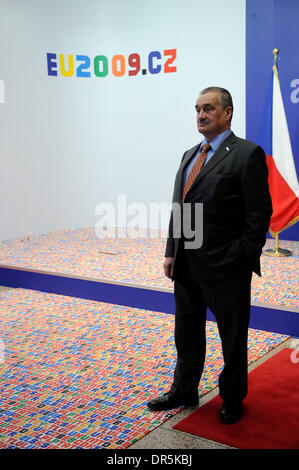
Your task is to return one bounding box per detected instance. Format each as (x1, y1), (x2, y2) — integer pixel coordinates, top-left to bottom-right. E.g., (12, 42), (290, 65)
(201, 128), (232, 152)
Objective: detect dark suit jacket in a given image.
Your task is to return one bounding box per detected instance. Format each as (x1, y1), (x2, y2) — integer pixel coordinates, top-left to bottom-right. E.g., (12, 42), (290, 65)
(165, 131), (272, 281)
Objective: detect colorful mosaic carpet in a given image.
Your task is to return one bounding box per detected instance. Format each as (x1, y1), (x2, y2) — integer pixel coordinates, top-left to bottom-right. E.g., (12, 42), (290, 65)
(0, 227), (298, 308)
(0, 288), (289, 449)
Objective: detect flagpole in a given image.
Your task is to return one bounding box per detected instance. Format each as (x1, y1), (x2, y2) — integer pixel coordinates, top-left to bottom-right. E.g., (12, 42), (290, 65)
(264, 232), (292, 257)
(263, 48), (292, 258)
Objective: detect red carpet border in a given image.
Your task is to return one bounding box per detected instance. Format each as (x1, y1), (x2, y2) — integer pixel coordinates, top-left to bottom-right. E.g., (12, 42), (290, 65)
(174, 348), (299, 449)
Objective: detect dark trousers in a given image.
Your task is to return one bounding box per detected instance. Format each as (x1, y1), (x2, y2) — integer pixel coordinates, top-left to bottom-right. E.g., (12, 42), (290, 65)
(171, 251), (252, 403)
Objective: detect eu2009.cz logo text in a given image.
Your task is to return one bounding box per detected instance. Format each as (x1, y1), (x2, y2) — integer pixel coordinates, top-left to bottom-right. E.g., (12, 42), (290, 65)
(46, 49), (177, 78)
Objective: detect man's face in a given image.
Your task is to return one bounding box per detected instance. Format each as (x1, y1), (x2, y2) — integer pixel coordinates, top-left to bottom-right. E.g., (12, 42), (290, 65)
(195, 91), (232, 141)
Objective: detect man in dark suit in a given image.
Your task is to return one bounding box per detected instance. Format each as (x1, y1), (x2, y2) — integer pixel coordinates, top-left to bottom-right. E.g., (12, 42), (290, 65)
(147, 87), (272, 424)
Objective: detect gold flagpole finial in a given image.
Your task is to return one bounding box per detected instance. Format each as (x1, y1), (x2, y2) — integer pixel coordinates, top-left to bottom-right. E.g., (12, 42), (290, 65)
(273, 48), (279, 63)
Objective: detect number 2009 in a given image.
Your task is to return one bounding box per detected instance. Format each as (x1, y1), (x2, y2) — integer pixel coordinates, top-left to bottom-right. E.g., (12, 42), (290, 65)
(47, 49), (177, 78)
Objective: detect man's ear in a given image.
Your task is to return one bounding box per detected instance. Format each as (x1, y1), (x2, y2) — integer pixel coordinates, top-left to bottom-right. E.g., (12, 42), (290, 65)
(225, 106), (233, 121)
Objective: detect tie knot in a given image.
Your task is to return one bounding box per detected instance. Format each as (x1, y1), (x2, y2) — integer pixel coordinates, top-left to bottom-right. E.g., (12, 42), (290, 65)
(202, 144), (211, 154)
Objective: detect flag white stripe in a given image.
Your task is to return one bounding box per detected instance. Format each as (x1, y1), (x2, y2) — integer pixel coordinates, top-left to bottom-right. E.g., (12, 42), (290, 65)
(272, 65), (299, 197)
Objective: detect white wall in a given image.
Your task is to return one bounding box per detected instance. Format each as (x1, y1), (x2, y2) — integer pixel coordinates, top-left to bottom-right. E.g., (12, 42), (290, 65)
(0, 0), (246, 240)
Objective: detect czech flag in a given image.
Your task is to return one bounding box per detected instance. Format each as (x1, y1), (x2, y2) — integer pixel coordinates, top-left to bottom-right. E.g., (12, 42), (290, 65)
(257, 61), (299, 236)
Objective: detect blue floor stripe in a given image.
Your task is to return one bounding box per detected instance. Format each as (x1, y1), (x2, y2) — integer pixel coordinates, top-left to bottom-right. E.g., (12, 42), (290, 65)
(0, 266), (298, 337)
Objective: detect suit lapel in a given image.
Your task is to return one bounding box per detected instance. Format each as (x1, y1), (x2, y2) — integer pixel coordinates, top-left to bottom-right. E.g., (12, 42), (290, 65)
(175, 132), (238, 201)
(175, 143), (201, 198)
(181, 144), (201, 173)
(193, 132), (238, 185)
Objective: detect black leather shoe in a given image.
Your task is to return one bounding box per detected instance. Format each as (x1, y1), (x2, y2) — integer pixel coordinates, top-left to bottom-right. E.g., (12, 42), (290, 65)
(147, 391), (199, 411)
(220, 400), (243, 424)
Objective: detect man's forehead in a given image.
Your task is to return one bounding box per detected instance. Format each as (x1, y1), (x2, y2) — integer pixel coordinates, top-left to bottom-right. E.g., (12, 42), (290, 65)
(195, 91), (220, 106)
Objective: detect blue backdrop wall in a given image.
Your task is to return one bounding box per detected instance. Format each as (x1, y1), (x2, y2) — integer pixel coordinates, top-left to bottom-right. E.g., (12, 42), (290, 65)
(246, 0), (299, 241)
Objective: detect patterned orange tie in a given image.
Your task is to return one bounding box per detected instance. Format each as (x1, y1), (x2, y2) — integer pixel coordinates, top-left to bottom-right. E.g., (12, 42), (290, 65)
(182, 143), (211, 202)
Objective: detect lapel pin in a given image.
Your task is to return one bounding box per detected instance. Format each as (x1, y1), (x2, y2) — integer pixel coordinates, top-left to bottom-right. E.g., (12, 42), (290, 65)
(226, 147), (229, 151)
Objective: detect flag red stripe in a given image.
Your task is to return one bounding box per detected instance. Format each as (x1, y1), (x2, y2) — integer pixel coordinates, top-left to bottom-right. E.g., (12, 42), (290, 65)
(266, 154), (299, 233)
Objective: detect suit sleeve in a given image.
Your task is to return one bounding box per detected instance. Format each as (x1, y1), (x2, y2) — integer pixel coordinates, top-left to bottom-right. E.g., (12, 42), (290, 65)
(164, 152), (187, 257)
(240, 146), (272, 264)
(165, 211), (175, 257)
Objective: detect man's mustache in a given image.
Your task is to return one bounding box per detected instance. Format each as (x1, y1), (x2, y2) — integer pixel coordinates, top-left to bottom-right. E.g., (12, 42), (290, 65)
(198, 119), (209, 124)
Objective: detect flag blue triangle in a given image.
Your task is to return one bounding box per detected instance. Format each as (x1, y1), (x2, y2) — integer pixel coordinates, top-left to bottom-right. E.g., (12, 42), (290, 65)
(257, 71), (273, 156)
